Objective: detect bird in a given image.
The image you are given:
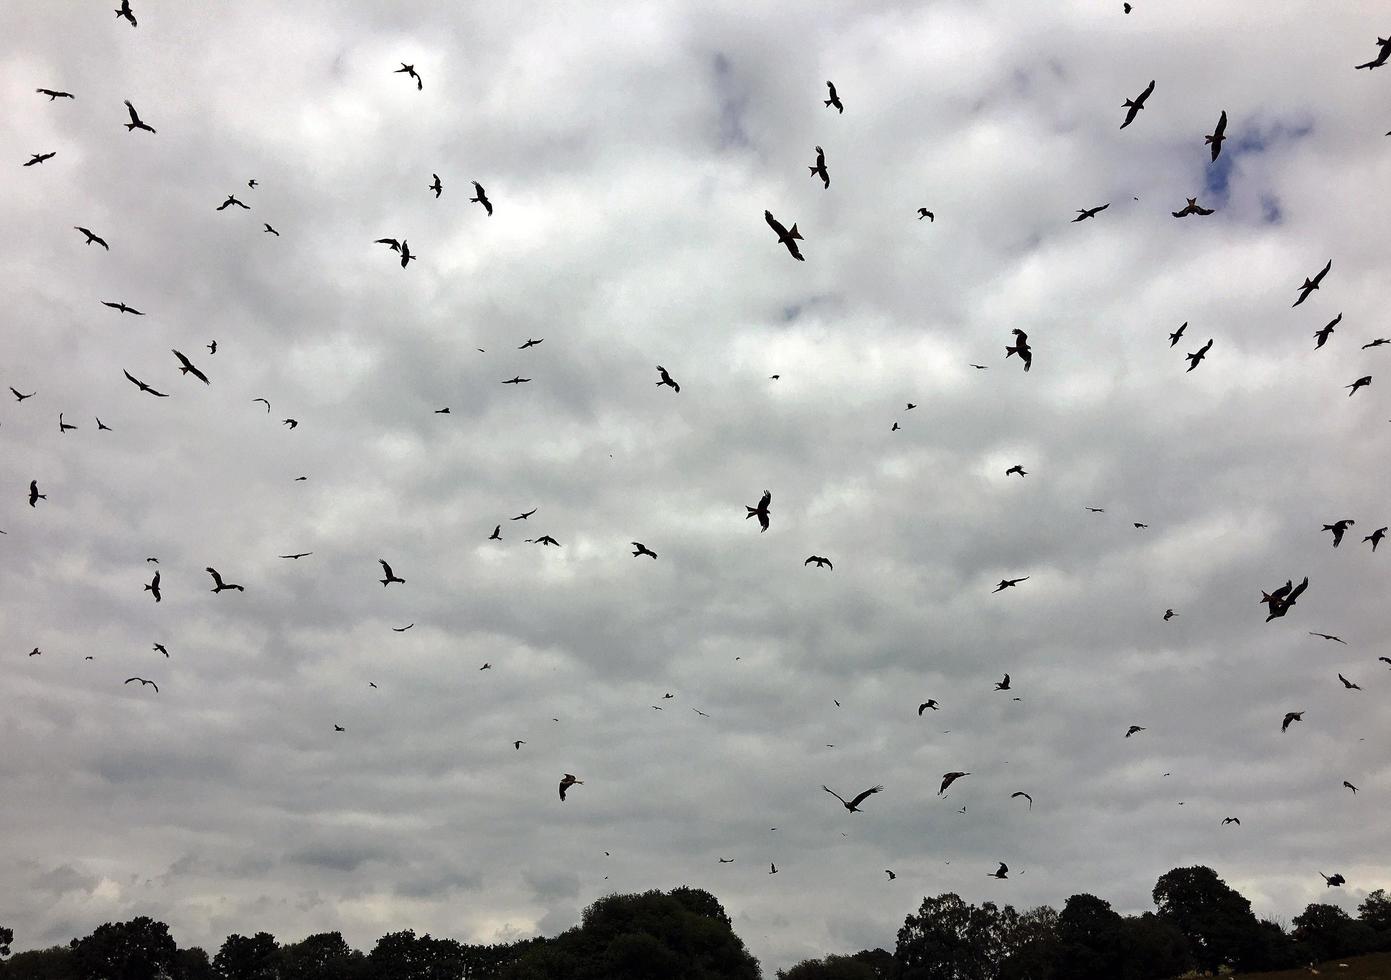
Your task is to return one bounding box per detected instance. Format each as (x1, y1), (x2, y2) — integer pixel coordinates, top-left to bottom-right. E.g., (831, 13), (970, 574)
(885, 870), (896, 880)
(514, 741), (525, 750)
(153, 643), (168, 658)
(804, 556), (833, 569)
(1084, 507), (1105, 513)
(1381, 657), (1391, 667)
(969, 364), (988, 369)
(122, 100), (155, 133)
(1125, 725), (1146, 737)
(1293, 259), (1332, 307)
(512, 509), (537, 521)
(103, 301), (143, 315)
(1005, 329), (1032, 371)
(171, 350), (210, 384)
(1364, 527), (1387, 551)
(917, 208), (935, 221)
(692, 707), (711, 718)
(252, 398), (270, 412)
(28, 648), (41, 657)
(23, 152), (56, 167)
(278, 553), (312, 559)
(216, 195), (249, 211)
(1321, 873), (1346, 888)
(479, 663), (492, 671)
(765, 211), (804, 261)
(1282, 711), (1304, 732)
(518, 338), (543, 349)
(1264, 577), (1308, 621)
(75, 227), (109, 249)
(334, 725), (345, 732)
(28, 480), (46, 508)
(1169, 322), (1187, 347)
(1005, 465), (1026, 477)
(115, 0), (136, 26)
(392, 624), (414, 632)
(1205, 110), (1228, 161)
(58, 413), (76, 434)
(1314, 315), (1340, 349)
(144, 571), (161, 602)
(37, 88), (75, 101)
(939, 771), (970, 795)
(822, 784), (884, 812)
(1355, 36), (1391, 70)
(993, 578), (1028, 593)
(247, 179), (257, 189)
(1011, 791), (1032, 810)
(263, 224), (279, 236)
(1073, 204), (1109, 222)
(905, 403), (917, 410)
(917, 700), (939, 715)
(95, 418), (111, 431)
(656, 366), (680, 392)
(398, 240), (415, 267)
(1308, 632), (1346, 644)
(1337, 674), (1362, 691)
(528, 535), (561, 547)
(1172, 198), (1215, 217)
(11, 387), (35, 401)
(631, 542), (658, 559)
(1164, 609), (1177, 621)
(1362, 338), (1391, 349)
(809, 146), (829, 188)
(206, 567), (244, 593)
(1344, 781), (1358, 794)
(429, 173), (442, 198)
(1134, 523), (1149, 528)
(1346, 375), (1372, 396)
(989, 863), (1009, 879)
(470, 181), (493, 215)
(770, 863), (779, 875)
(1222, 817), (1241, 826)
(378, 559), (404, 587)
(891, 422), (900, 432)
(824, 81), (843, 113)
(502, 376), (531, 385)
(995, 674), (1011, 691)
(1186, 339), (1214, 372)
(124, 677), (158, 692)
(1322, 519), (1355, 547)
(489, 525), (502, 540)
(1119, 79), (1155, 128)
(395, 63), (422, 90)
(559, 773), (583, 801)
(745, 490), (772, 533)
(375, 238), (402, 252)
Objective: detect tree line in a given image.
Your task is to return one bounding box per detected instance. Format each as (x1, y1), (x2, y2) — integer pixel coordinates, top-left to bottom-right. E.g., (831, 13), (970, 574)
(2, 867), (1389, 979)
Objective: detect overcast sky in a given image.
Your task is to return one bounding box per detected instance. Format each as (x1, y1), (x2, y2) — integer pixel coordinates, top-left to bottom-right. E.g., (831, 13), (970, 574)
(3, 0), (1391, 973)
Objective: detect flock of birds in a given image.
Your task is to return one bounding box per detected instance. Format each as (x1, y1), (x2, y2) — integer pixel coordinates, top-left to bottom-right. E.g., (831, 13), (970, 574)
(9, 4), (1391, 925)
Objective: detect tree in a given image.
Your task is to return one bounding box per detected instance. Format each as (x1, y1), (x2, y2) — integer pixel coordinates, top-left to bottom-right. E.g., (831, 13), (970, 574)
(175, 947), (214, 980)
(1053, 894), (1124, 980)
(1359, 889), (1391, 948)
(894, 893), (1014, 980)
(367, 930), (469, 980)
(2, 925), (13, 958)
(212, 932), (280, 980)
(70, 917), (178, 980)
(1152, 866), (1262, 974)
(1, 946), (77, 980)
(278, 933), (364, 980)
(998, 906), (1059, 980)
(778, 954), (878, 980)
(1293, 903), (1376, 963)
(1116, 914), (1192, 980)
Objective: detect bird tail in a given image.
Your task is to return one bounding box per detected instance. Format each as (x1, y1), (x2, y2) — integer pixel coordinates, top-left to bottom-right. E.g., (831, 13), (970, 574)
(823, 99), (833, 107)
(1203, 134), (1216, 145)
(787, 223), (803, 241)
(808, 166), (818, 174)
(746, 507), (757, 518)
(1122, 98), (1136, 109)
(1005, 347), (1017, 358)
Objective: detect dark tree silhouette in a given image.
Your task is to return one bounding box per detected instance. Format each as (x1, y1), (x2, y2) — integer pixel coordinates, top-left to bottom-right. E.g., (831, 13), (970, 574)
(71, 916), (178, 980)
(212, 932), (281, 980)
(894, 893), (1014, 980)
(1, 945), (77, 979)
(278, 932), (366, 980)
(1152, 866), (1265, 974)
(0, 925), (12, 958)
(1293, 904), (1377, 963)
(778, 952), (880, 979)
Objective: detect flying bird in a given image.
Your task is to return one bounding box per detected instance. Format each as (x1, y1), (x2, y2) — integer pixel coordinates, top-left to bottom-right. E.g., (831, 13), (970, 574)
(628, 542), (658, 560)
(1308, 632), (1346, 644)
(656, 365), (680, 392)
(28, 481), (46, 507)
(1164, 609), (1177, 620)
(28, 648), (41, 657)
(1314, 314), (1340, 349)
(995, 674), (1012, 691)
(11, 387), (34, 401)
(395, 63), (422, 90)
(144, 571), (160, 602)
(398, 240), (415, 267)
(502, 376), (531, 385)
(392, 624), (414, 632)
(1172, 198), (1214, 217)
(822, 784), (884, 812)
(917, 208), (935, 221)
(1322, 519), (1355, 547)
(429, 173), (442, 198)
(278, 553), (312, 559)
(96, 418), (111, 431)
(102, 301), (143, 315)
(1362, 338), (1391, 349)
(282, 418), (298, 429)
(115, 0), (136, 26)
(1222, 817), (1241, 826)
(1125, 725), (1146, 737)
(745, 490), (772, 533)
(153, 643), (168, 658)
(1264, 577), (1309, 621)
(1282, 710), (1304, 732)
(1085, 507), (1105, 513)
(124, 677), (158, 692)
(75, 227), (109, 249)
(23, 152), (56, 167)
(993, 577), (1028, 593)
(1005, 465), (1026, 477)
(480, 663), (492, 670)
(528, 535), (561, 547)
(58, 413), (76, 433)
(206, 567), (244, 593)
(470, 181), (493, 215)
(216, 194), (249, 211)
(37, 88), (75, 100)
(375, 238), (402, 252)
(559, 773), (583, 801)
(885, 869), (896, 880)
(171, 350), (209, 384)
(122, 100), (155, 133)
(1205, 110), (1228, 161)
(1169, 322), (1187, 347)
(518, 338), (543, 349)
(512, 509), (537, 521)
(1344, 781), (1358, 794)
(770, 863), (778, 874)
(809, 146), (829, 188)
(252, 398), (270, 412)
(263, 223), (279, 236)
(918, 700), (939, 714)
(514, 741), (525, 749)
(989, 863), (1009, 879)
(1186, 339), (1214, 371)
(1011, 791), (1033, 810)
(1292, 259), (1332, 307)
(804, 556), (832, 569)
(1321, 873), (1346, 888)
(1355, 36), (1391, 70)
(1337, 673), (1362, 691)
(1005, 329), (1032, 371)
(1346, 375), (1372, 396)
(122, 369), (167, 396)
(334, 724), (345, 732)
(1119, 79), (1155, 129)
(1073, 204), (1109, 222)
(489, 525), (502, 540)
(1364, 527), (1387, 551)
(824, 81), (843, 113)
(939, 771), (970, 795)
(765, 210), (804, 261)
(378, 559), (404, 586)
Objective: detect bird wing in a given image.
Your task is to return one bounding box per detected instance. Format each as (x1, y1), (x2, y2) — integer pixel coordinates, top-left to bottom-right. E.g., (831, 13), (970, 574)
(822, 785), (848, 805)
(759, 490), (771, 510)
(124, 100), (139, 123)
(1214, 110), (1227, 137)
(379, 559), (393, 576)
(848, 785), (883, 808)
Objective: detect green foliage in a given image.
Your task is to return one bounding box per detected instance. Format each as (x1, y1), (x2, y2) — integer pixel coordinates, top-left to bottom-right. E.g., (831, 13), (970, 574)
(212, 932), (281, 980)
(1152, 865), (1263, 974)
(894, 893), (1018, 980)
(174, 947), (214, 980)
(0, 946), (77, 980)
(70, 916), (178, 980)
(778, 952), (878, 980)
(278, 932), (366, 980)
(1294, 903), (1377, 963)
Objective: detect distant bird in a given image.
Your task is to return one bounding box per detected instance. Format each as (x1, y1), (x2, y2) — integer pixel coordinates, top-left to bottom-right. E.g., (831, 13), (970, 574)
(395, 63), (422, 90)
(1005, 329), (1032, 371)
(11, 387), (34, 401)
(905, 403), (917, 410)
(528, 535), (561, 547)
(23, 152), (56, 167)
(153, 643), (168, 658)
(103, 301), (143, 315)
(206, 567), (244, 593)
(693, 707), (711, 717)
(1073, 204), (1109, 222)
(1169, 322), (1187, 347)
(1323, 519), (1355, 547)
(970, 364), (988, 369)
(1186, 339), (1214, 372)
(1264, 577), (1308, 621)
(518, 338), (543, 349)
(1164, 609), (1177, 621)
(989, 863), (1009, 879)
(917, 208), (935, 221)
(247, 179), (257, 189)
(809, 146), (829, 188)
(559, 773), (583, 801)
(1344, 781), (1358, 794)
(994, 674), (1011, 691)
(1011, 791), (1032, 810)
(278, 553), (312, 559)
(1119, 79), (1156, 129)
(1125, 725), (1146, 737)
(252, 398), (270, 412)
(1381, 657), (1391, 667)
(28, 481), (45, 507)
(1355, 36), (1391, 70)
(1222, 817), (1240, 826)
(144, 571), (161, 603)
(398, 240), (415, 267)
(891, 422), (900, 432)
(429, 173), (442, 198)
(378, 559), (404, 587)
(58, 413), (76, 433)
(1134, 523), (1149, 528)
(1364, 527), (1387, 552)
(1172, 198), (1214, 217)
(1337, 673), (1362, 691)
(765, 211), (805, 261)
(489, 525), (502, 540)
(375, 238), (402, 252)
(28, 648), (40, 657)
(37, 88), (75, 101)
(124, 677), (158, 692)
(434, 408), (450, 414)
(502, 376), (531, 385)
(96, 418), (111, 431)
(993, 578), (1028, 593)
(1314, 314), (1340, 349)
(1308, 632), (1346, 644)
(282, 418), (298, 429)
(216, 194), (249, 211)
(334, 724), (345, 732)
(263, 223), (279, 236)
(115, 0), (137, 27)
(75, 226), (109, 249)
(632, 542), (658, 559)
(1205, 110), (1228, 161)
(885, 869), (896, 880)
(1346, 375), (1372, 396)
(1362, 338), (1391, 349)
(469, 181), (493, 215)
(392, 624), (414, 632)
(1321, 873), (1346, 888)
(1292, 259), (1332, 307)
(918, 700), (939, 714)
(656, 365), (681, 392)
(745, 489), (772, 532)
(1282, 710), (1304, 732)
(824, 81), (843, 113)
(171, 350), (209, 384)
(939, 771), (970, 795)
(479, 663), (492, 670)
(514, 741), (525, 750)
(122, 100), (155, 133)
(804, 556), (832, 569)
(770, 862), (778, 874)
(1085, 507), (1105, 513)
(822, 784), (884, 812)
(1005, 465), (1026, 477)
(512, 509), (537, 521)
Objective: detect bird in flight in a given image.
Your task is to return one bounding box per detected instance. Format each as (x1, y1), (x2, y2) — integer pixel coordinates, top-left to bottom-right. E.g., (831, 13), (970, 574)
(502, 376), (531, 385)
(392, 624), (414, 632)
(429, 173), (442, 198)
(124, 677), (158, 692)
(804, 555), (833, 569)
(216, 195), (249, 211)
(395, 63), (422, 90)
(263, 223), (279, 236)
(745, 489), (772, 533)
(28, 480), (46, 508)
(993, 577), (1028, 593)
(103, 301), (143, 315)
(1314, 314), (1340, 349)
(1292, 259), (1332, 307)
(122, 100), (155, 133)
(396, 240), (415, 268)
(37, 88), (75, 101)
(75, 226), (109, 249)
(1172, 198), (1214, 217)
(824, 80), (843, 113)
(1346, 375), (1372, 396)
(1011, 791), (1033, 810)
(1125, 725), (1146, 737)
(559, 773), (583, 801)
(23, 152), (56, 167)
(153, 643), (168, 658)
(1344, 781), (1358, 794)
(58, 413), (76, 434)
(884, 869), (896, 880)
(1364, 527), (1387, 552)
(1204, 110), (1228, 161)
(1355, 36), (1391, 70)
(656, 365), (680, 392)
(123, 370), (167, 397)
(1005, 465), (1026, 477)
(1221, 817), (1241, 826)
(1185, 339), (1213, 372)
(918, 700), (939, 714)
(1308, 632), (1346, 644)
(512, 509), (537, 521)
(11, 387), (34, 401)
(519, 338), (543, 349)
(1073, 204), (1109, 222)
(822, 784), (884, 812)
(1321, 873), (1346, 888)
(995, 674), (1012, 690)
(809, 146), (829, 188)
(1085, 507), (1105, 513)
(334, 724), (345, 732)
(171, 350), (210, 384)
(1322, 519), (1355, 547)
(1263, 577), (1308, 621)
(470, 181), (493, 215)
(95, 418), (111, 431)
(765, 210), (804, 261)
(144, 571), (161, 602)
(1282, 710), (1304, 732)
(1168, 322), (1187, 347)
(115, 0), (137, 26)
(252, 398), (270, 412)
(1134, 522), (1149, 529)
(206, 567), (244, 593)
(939, 771), (970, 795)
(1119, 79), (1155, 129)
(1362, 338), (1391, 349)
(1380, 657), (1391, 668)
(770, 863), (778, 875)
(1337, 673), (1362, 691)
(1163, 609), (1177, 620)
(278, 552), (312, 560)
(375, 238), (402, 252)
(282, 418), (298, 429)
(989, 863), (1009, 880)
(378, 559), (404, 587)
(631, 542), (658, 559)
(1005, 329), (1032, 371)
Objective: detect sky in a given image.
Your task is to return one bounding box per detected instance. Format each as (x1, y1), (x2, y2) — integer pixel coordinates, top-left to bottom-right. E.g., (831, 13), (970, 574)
(3, 0), (1391, 973)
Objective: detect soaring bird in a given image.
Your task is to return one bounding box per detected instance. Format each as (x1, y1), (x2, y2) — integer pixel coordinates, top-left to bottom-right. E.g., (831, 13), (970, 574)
(1073, 204), (1109, 222)
(103, 301), (143, 315)
(1355, 36), (1391, 70)
(392, 624), (414, 632)
(632, 542), (658, 559)
(939, 771), (970, 795)
(989, 863), (1009, 879)
(1169, 322), (1187, 347)
(656, 365), (680, 392)
(1337, 673), (1362, 691)
(995, 674), (1012, 691)
(918, 700), (939, 714)
(398, 240), (415, 267)
(171, 350), (210, 384)
(804, 556), (833, 570)
(822, 784), (884, 812)
(28, 481), (45, 507)
(470, 181), (493, 215)
(1322, 519), (1355, 547)
(1205, 110), (1228, 161)
(1186, 339), (1213, 371)
(1005, 465), (1026, 477)
(916, 208), (935, 222)
(1172, 198), (1215, 217)
(1005, 329), (1032, 371)
(512, 509), (537, 521)
(993, 577), (1028, 593)
(121, 369), (167, 396)
(375, 238), (402, 252)
(395, 63), (422, 90)
(527, 535), (561, 547)
(1119, 79), (1155, 129)
(518, 338), (543, 349)
(282, 418), (298, 429)
(1321, 873), (1346, 888)
(1084, 507), (1105, 513)
(1364, 527), (1387, 552)
(489, 525), (502, 540)
(559, 773), (583, 801)
(1011, 791), (1033, 810)
(28, 648), (41, 657)
(96, 418), (112, 431)
(1282, 710), (1304, 732)
(745, 490), (772, 532)
(206, 567), (244, 593)
(770, 863), (779, 874)
(1344, 781), (1358, 794)
(123, 100), (155, 133)
(124, 677), (158, 692)
(216, 194), (249, 211)
(1292, 259), (1332, 307)
(278, 553), (313, 559)
(115, 0), (137, 26)
(824, 80), (843, 113)
(334, 724), (345, 732)
(23, 152), (56, 167)
(37, 88), (75, 100)
(1362, 338), (1391, 349)
(378, 559), (404, 587)
(514, 741), (525, 750)
(1164, 609), (1177, 621)
(11, 387), (35, 401)
(1125, 725), (1146, 737)
(502, 376), (531, 385)
(885, 869), (896, 880)
(1263, 577), (1309, 621)
(153, 643), (169, 657)
(252, 398), (270, 412)
(1314, 314), (1340, 349)
(247, 179), (257, 188)
(144, 571), (161, 602)
(429, 173), (442, 198)
(809, 145), (829, 188)
(1346, 375), (1372, 396)
(263, 223), (279, 236)
(1308, 632), (1346, 644)
(75, 226), (109, 249)
(1222, 817), (1241, 826)
(58, 413), (76, 433)
(765, 210), (804, 261)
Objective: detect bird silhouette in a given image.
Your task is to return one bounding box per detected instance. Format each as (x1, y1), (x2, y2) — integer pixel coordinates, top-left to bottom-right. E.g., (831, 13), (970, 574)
(1005, 329), (1032, 371)
(502, 376), (531, 385)
(1073, 204), (1109, 222)
(1322, 519), (1355, 547)
(1337, 673), (1362, 691)
(918, 700), (939, 714)
(995, 674), (1011, 690)
(392, 624), (414, 632)
(1314, 314), (1340, 349)
(58, 413), (76, 434)
(37, 88), (75, 100)
(375, 238), (402, 252)
(1362, 338), (1390, 349)
(1005, 465), (1026, 477)
(1355, 36), (1391, 70)
(252, 398), (270, 412)
(1205, 110), (1228, 161)
(282, 418), (298, 429)
(939, 771), (970, 795)
(206, 567), (244, 593)
(23, 152), (56, 167)
(28, 481), (46, 507)
(1164, 609), (1177, 621)
(216, 195), (249, 211)
(95, 417), (111, 431)
(11, 387), (35, 401)
(824, 81), (843, 113)
(1125, 725), (1146, 737)
(122, 100), (155, 133)
(1321, 873), (1345, 888)
(1169, 322), (1187, 346)
(528, 535), (561, 547)
(334, 724), (345, 732)
(989, 863), (1009, 879)
(144, 571), (161, 602)
(770, 862), (778, 874)
(765, 211), (804, 261)
(28, 648), (41, 657)
(1344, 781), (1358, 794)
(470, 181), (493, 216)
(378, 559), (404, 586)
(429, 173), (442, 198)
(884, 869), (896, 879)
(1346, 375), (1372, 396)
(631, 542), (658, 559)
(397, 240), (415, 268)
(75, 227), (109, 249)
(993, 578), (1028, 593)
(518, 338), (543, 349)
(395, 63), (422, 90)
(745, 490), (772, 532)
(153, 643), (168, 658)
(809, 146), (829, 188)
(1085, 507), (1105, 513)
(822, 784), (884, 812)
(804, 555), (833, 569)
(1364, 527), (1387, 551)
(1222, 817), (1241, 826)
(559, 773), (583, 801)
(124, 677), (158, 692)
(656, 366), (680, 392)
(1172, 198), (1214, 217)
(278, 553), (312, 559)
(1282, 710), (1304, 732)
(489, 525), (502, 540)
(103, 301), (143, 316)
(1263, 577), (1309, 621)
(247, 179), (257, 189)
(171, 350), (209, 384)
(1308, 632), (1346, 644)
(512, 509), (537, 521)
(115, 0), (136, 26)
(479, 662), (492, 670)
(1119, 79), (1155, 129)
(1186, 339), (1213, 371)
(1011, 791), (1033, 810)
(263, 223), (279, 236)
(1293, 259), (1332, 307)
